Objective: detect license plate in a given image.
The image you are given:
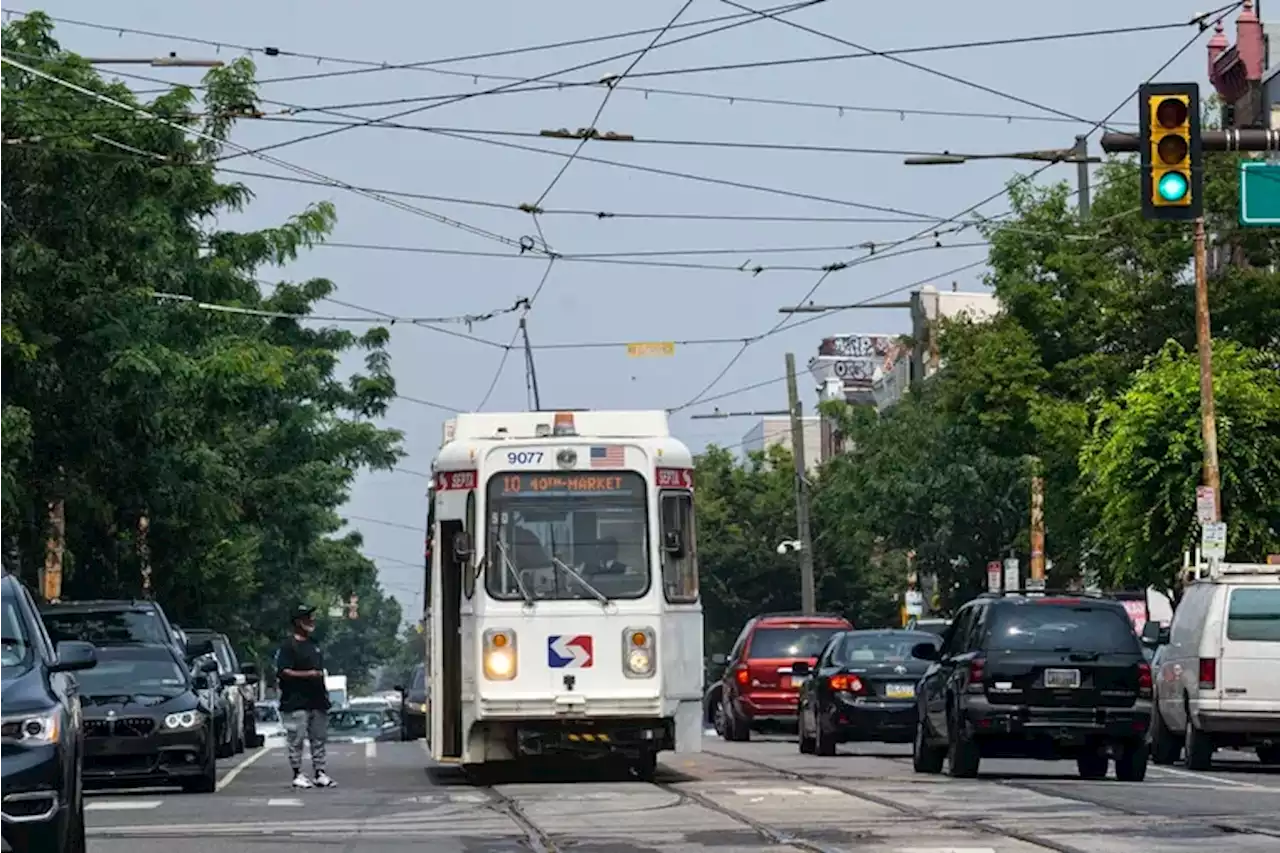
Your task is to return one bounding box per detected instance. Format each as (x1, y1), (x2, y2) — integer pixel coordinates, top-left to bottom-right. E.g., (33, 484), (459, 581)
(886, 683), (915, 699)
(788, 676), (808, 688)
(1044, 668), (1081, 688)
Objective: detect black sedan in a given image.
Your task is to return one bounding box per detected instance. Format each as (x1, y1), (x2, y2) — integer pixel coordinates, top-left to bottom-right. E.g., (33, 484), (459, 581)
(77, 645), (231, 793)
(795, 629), (942, 755)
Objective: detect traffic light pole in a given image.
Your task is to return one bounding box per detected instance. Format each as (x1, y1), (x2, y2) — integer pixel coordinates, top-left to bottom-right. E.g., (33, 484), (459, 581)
(1193, 216), (1222, 522)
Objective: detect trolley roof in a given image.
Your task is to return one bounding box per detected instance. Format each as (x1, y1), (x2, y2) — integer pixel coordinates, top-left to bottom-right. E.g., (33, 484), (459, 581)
(444, 410), (671, 443)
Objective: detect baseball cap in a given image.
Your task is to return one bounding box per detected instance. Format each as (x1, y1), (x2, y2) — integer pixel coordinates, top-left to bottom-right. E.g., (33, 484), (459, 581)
(291, 604), (317, 622)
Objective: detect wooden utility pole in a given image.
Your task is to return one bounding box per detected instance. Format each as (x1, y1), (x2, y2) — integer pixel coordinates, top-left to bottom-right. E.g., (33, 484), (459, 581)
(785, 353), (817, 614)
(41, 499), (65, 603)
(1029, 457), (1046, 582)
(138, 513), (153, 598)
(1194, 216), (1222, 520)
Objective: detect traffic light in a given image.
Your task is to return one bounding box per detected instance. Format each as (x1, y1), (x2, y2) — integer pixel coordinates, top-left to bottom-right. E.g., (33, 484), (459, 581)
(1139, 82), (1202, 220)
(347, 594), (359, 620)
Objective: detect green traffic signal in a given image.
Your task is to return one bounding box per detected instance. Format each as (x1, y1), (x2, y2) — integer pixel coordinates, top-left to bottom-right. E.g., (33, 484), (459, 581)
(1157, 171), (1189, 202)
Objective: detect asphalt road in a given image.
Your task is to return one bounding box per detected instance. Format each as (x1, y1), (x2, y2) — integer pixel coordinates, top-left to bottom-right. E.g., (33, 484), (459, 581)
(83, 733), (1280, 853)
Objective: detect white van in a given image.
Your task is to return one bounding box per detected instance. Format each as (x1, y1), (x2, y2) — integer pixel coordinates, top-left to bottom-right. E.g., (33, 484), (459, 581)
(1145, 562), (1280, 769)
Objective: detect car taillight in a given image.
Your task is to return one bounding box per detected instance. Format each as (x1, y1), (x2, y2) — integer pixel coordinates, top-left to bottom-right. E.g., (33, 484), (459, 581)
(1198, 658), (1216, 690)
(828, 674), (864, 693)
(734, 665), (749, 686)
(1137, 662), (1152, 698)
(966, 658), (986, 693)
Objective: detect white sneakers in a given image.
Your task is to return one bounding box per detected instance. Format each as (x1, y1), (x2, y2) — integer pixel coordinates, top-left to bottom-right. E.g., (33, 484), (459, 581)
(291, 771), (336, 789)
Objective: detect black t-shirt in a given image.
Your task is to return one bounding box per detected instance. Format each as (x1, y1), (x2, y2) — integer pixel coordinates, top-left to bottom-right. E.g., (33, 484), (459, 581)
(275, 636), (330, 712)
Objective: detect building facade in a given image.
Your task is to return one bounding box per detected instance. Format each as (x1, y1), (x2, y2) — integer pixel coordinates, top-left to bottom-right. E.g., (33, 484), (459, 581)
(740, 416), (821, 473)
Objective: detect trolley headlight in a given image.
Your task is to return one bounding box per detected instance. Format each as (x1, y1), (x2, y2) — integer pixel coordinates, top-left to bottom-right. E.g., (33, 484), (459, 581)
(163, 711), (202, 730)
(483, 628), (517, 681)
(623, 627), (655, 678)
(0, 709), (60, 745)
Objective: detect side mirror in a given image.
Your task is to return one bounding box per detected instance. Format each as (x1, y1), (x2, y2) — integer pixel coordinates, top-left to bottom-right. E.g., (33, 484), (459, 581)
(245, 674), (260, 686)
(791, 660), (812, 676)
(50, 641), (98, 673)
(201, 658), (220, 673)
(241, 663), (258, 676)
(218, 673), (239, 688)
(911, 642), (940, 661)
(452, 530), (473, 562)
(662, 530), (684, 556)
(193, 674), (210, 691)
(393, 684), (404, 693)
(710, 653), (727, 666)
(1141, 621), (1170, 647)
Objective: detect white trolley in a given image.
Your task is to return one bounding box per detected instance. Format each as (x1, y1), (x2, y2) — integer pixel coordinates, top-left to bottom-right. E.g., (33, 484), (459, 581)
(426, 410), (703, 778)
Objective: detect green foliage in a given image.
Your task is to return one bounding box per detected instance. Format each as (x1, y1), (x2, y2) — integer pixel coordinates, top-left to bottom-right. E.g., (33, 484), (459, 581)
(1, 13), (405, 686)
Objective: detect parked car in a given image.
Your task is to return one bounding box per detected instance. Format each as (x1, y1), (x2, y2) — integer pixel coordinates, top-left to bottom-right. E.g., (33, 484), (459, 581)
(1, 572), (98, 853)
(40, 599), (186, 657)
(912, 591), (1152, 781)
(327, 707), (401, 743)
(713, 612), (853, 741)
(795, 629), (941, 754)
(396, 663), (427, 741)
(77, 644), (227, 793)
(184, 629), (259, 753)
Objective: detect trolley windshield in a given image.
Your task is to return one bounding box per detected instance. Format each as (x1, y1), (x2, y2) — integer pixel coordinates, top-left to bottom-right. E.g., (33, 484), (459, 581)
(485, 471), (649, 601)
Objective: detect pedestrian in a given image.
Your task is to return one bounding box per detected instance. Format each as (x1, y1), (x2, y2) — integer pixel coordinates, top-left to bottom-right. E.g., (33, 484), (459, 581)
(275, 604), (335, 789)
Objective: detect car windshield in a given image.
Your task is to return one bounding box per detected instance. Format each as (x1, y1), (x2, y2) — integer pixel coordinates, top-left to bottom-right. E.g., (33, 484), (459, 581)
(255, 704), (280, 723)
(987, 604), (1141, 653)
(749, 627), (843, 659)
(485, 471), (649, 601)
(77, 656), (188, 696)
(329, 709), (393, 732)
(411, 664), (426, 691)
(327, 689), (346, 708)
(43, 609), (169, 646)
(1, 593), (33, 674)
(1227, 589), (1280, 642)
(835, 633), (939, 664)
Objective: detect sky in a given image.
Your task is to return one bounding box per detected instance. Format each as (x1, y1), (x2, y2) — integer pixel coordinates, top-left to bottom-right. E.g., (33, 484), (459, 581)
(13, 0), (1233, 623)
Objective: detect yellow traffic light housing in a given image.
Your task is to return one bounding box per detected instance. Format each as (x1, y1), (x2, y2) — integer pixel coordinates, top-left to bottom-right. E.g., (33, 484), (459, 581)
(1139, 83), (1202, 220)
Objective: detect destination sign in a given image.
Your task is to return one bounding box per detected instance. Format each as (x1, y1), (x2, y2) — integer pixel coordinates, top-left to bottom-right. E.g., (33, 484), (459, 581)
(494, 471), (644, 497)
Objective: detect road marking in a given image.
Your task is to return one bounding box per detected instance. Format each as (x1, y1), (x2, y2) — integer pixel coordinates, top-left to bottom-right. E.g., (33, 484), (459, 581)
(217, 744), (276, 792)
(896, 848), (996, 853)
(86, 800), (162, 811)
(365, 740), (376, 760)
(266, 798), (304, 807)
(727, 786), (839, 797)
(1151, 765), (1269, 789)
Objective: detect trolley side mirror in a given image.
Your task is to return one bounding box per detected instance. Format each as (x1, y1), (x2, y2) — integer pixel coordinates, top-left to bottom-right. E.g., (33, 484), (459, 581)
(452, 531), (473, 562)
(663, 529), (684, 556)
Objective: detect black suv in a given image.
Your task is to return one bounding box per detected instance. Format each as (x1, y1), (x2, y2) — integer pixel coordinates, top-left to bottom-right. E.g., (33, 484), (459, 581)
(911, 592), (1152, 781)
(1, 572), (98, 853)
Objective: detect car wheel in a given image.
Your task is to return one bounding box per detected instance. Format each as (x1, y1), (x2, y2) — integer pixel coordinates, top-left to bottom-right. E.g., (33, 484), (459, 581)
(1257, 745), (1280, 765)
(1076, 749), (1109, 779)
(814, 714), (836, 757)
(945, 710), (980, 778)
(64, 770), (86, 853)
(630, 749), (658, 782)
(712, 702), (726, 738)
(912, 715), (945, 774)
(1149, 705), (1181, 765)
(1115, 740), (1149, 782)
(233, 719), (245, 754)
(1184, 716), (1214, 770)
(723, 700), (750, 742)
(798, 707), (816, 754)
(182, 739), (218, 794)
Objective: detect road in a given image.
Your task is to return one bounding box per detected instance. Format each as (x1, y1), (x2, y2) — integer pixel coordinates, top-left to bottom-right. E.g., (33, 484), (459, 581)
(84, 735), (1280, 853)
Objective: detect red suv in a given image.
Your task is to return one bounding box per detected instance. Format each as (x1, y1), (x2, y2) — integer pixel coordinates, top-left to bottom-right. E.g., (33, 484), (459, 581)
(716, 612), (852, 741)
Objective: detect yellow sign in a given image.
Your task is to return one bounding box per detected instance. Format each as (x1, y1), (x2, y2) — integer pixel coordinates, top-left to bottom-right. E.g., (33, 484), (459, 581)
(626, 341), (675, 357)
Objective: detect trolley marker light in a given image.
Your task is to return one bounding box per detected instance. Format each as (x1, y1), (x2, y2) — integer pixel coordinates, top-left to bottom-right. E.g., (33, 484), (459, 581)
(623, 627), (656, 678)
(483, 628), (517, 680)
(1138, 82), (1202, 221)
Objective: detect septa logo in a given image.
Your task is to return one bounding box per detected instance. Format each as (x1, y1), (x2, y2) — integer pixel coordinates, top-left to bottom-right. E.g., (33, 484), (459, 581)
(547, 635), (593, 668)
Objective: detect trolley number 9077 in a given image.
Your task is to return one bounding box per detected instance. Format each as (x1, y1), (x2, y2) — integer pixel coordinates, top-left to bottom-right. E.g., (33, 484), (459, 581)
(506, 451), (544, 465)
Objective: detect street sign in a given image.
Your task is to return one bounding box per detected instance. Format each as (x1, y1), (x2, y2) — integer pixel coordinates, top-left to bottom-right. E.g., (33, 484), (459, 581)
(1239, 161), (1280, 227)
(986, 561), (1002, 593)
(1202, 522), (1227, 561)
(1025, 577), (1046, 594)
(1196, 486), (1218, 525)
(1003, 558), (1020, 592)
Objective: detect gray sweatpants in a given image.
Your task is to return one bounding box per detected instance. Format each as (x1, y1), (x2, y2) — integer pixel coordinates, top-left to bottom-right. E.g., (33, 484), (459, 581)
(284, 709), (327, 774)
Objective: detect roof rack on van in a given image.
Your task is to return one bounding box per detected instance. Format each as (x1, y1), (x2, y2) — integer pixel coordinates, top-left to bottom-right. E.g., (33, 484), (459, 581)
(1194, 562), (1280, 581)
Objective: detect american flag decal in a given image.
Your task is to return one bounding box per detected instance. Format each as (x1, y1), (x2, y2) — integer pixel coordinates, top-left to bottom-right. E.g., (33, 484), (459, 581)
(589, 445), (624, 468)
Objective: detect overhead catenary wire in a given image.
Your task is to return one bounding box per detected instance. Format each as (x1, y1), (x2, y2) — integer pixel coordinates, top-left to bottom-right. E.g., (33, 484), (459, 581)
(152, 291), (529, 326)
(669, 1), (1239, 413)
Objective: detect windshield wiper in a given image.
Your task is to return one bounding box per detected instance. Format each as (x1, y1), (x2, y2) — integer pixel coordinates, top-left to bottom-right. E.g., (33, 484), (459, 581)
(494, 539), (535, 606)
(551, 556), (610, 606)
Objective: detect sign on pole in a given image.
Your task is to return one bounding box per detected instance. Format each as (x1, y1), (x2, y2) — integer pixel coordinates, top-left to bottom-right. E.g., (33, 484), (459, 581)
(1195, 486), (1218, 525)
(986, 561), (1002, 593)
(626, 341), (676, 357)
(1201, 522), (1227, 561)
(1239, 162), (1280, 227)
(1003, 557), (1020, 593)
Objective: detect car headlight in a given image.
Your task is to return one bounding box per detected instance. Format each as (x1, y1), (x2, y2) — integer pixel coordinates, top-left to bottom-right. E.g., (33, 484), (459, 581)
(0, 710), (60, 745)
(163, 711), (202, 730)
(623, 627), (656, 678)
(406, 701), (428, 713)
(483, 629), (517, 681)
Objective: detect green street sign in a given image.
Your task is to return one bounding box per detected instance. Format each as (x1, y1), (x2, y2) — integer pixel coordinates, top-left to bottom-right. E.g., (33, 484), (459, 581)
(1239, 161), (1280, 227)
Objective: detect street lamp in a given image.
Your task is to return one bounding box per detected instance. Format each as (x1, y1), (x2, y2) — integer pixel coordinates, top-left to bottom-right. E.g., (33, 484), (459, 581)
(776, 540), (802, 555)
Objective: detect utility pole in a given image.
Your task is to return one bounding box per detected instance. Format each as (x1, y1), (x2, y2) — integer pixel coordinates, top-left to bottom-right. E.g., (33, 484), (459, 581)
(1194, 217), (1221, 519)
(41, 499), (65, 603)
(1074, 135), (1091, 218)
(1029, 457), (1046, 583)
(785, 353), (817, 614)
(519, 317), (541, 411)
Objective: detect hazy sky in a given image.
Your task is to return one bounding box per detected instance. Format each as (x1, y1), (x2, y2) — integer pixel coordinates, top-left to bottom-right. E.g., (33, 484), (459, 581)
(18, 0), (1226, 621)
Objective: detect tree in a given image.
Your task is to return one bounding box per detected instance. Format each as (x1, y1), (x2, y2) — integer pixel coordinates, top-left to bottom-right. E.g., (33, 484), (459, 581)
(315, 584), (405, 694)
(1080, 341), (1280, 591)
(1, 13), (404, 660)
(379, 624), (428, 692)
